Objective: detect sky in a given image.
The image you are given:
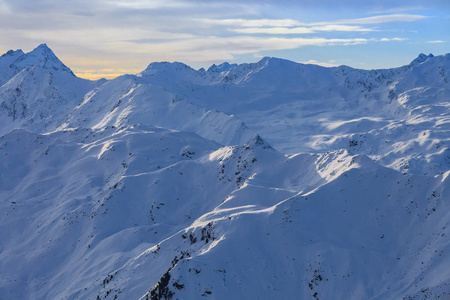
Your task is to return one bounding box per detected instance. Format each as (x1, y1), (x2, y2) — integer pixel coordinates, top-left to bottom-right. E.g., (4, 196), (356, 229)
(0, 0), (449, 80)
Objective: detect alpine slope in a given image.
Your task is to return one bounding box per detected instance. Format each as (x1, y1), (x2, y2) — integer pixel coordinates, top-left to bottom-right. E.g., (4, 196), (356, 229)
(0, 44), (449, 299)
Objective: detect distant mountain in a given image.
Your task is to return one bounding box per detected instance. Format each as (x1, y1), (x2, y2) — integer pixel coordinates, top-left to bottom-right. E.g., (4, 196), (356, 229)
(0, 44), (73, 86)
(0, 49), (25, 86)
(0, 45), (448, 300)
(0, 44), (98, 134)
(125, 53), (450, 175)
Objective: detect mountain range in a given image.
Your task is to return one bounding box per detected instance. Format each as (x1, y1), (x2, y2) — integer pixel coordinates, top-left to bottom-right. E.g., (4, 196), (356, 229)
(0, 44), (449, 299)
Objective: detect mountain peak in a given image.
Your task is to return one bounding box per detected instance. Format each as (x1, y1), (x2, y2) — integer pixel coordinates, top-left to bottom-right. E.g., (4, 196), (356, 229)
(410, 53), (434, 66)
(31, 43), (54, 56)
(35, 43), (50, 49)
(0, 49), (27, 85)
(11, 43), (74, 75)
(27, 43), (65, 64)
(207, 62), (238, 73)
(1, 49), (25, 58)
(141, 61), (195, 76)
(258, 56), (289, 64)
(256, 56), (299, 69)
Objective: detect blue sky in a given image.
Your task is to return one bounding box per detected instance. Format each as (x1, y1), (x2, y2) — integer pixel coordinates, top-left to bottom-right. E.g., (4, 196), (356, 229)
(0, 0), (449, 79)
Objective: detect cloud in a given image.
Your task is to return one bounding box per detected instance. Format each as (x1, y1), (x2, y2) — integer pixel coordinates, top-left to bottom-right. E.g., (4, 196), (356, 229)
(0, 0), (10, 13)
(109, 0), (189, 9)
(2, 0), (188, 12)
(427, 40), (445, 43)
(231, 27), (314, 34)
(370, 6), (427, 14)
(379, 37), (406, 41)
(300, 60), (338, 67)
(127, 36), (371, 54)
(311, 25), (376, 32)
(200, 18), (301, 28)
(200, 14), (426, 37)
(311, 14), (428, 25)
(117, 36), (406, 62)
(231, 25), (376, 34)
(21, 28), (197, 46)
(201, 14), (427, 29)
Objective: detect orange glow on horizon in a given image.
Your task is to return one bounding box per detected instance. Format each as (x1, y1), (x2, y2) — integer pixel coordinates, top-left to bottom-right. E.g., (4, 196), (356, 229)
(74, 72), (122, 80)
(72, 68), (144, 81)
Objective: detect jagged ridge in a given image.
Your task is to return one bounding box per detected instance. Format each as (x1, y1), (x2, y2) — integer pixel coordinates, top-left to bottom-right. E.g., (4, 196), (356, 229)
(0, 45), (449, 300)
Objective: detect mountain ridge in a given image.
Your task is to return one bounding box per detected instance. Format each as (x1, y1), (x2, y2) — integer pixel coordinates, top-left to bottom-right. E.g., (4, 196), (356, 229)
(2, 44), (448, 82)
(0, 44), (74, 86)
(0, 45), (449, 300)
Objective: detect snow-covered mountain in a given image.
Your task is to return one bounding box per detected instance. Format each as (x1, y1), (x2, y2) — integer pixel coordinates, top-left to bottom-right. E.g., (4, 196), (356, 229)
(0, 44), (98, 135)
(0, 45), (449, 300)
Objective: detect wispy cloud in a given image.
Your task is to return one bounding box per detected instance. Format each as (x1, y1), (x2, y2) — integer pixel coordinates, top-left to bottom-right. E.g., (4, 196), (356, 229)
(125, 36), (372, 56)
(115, 36), (406, 62)
(311, 14), (428, 25)
(199, 18), (301, 28)
(231, 27), (314, 34)
(370, 6), (427, 14)
(427, 40), (445, 43)
(300, 60), (338, 67)
(109, 0), (190, 9)
(202, 14), (427, 29)
(311, 25), (376, 32)
(379, 37), (406, 41)
(231, 25), (376, 34)
(201, 14), (427, 36)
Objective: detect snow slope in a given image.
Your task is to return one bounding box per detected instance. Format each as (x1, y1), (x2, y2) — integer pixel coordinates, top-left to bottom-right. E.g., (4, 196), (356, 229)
(0, 44), (98, 135)
(138, 54), (450, 176)
(0, 45), (449, 300)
